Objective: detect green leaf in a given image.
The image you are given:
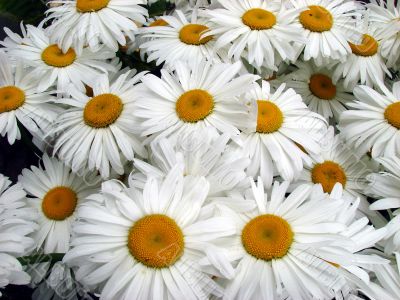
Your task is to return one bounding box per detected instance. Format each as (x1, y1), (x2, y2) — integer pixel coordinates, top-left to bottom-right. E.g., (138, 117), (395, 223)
(0, 0), (46, 24)
(148, 0), (168, 17)
(17, 253), (65, 266)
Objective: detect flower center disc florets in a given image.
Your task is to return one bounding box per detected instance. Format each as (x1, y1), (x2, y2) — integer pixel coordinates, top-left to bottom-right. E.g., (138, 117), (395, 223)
(128, 214), (184, 268)
(149, 19), (169, 27)
(256, 100), (284, 134)
(41, 44), (76, 68)
(0, 86), (25, 113)
(242, 8), (277, 30)
(176, 89), (214, 123)
(299, 5), (333, 32)
(83, 93), (123, 128)
(349, 34), (379, 57)
(242, 214), (294, 260)
(311, 161), (347, 193)
(179, 24), (213, 45)
(42, 186), (78, 221)
(384, 102), (400, 129)
(76, 0), (110, 12)
(309, 74), (337, 100)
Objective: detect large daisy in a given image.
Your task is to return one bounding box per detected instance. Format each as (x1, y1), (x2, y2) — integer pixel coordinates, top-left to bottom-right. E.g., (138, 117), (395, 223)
(46, 0), (148, 53)
(52, 70), (147, 178)
(9, 25), (116, 93)
(340, 81), (400, 158)
(204, 0), (304, 70)
(19, 154), (101, 253)
(64, 168), (236, 299)
(135, 59), (258, 143)
(239, 80), (326, 187)
(0, 51), (59, 145)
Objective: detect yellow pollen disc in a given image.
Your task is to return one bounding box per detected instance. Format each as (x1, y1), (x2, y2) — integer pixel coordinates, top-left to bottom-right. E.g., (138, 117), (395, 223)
(311, 161), (347, 193)
(176, 89), (214, 123)
(241, 214), (294, 260)
(42, 186), (78, 221)
(41, 44), (76, 68)
(256, 100), (284, 134)
(179, 24), (213, 45)
(349, 34), (379, 57)
(309, 74), (337, 100)
(0, 86), (25, 113)
(299, 5), (333, 32)
(83, 93), (123, 128)
(128, 214), (184, 268)
(149, 19), (169, 27)
(384, 102), (400, 129)
(242, 8), (277, 30)
(76, 0), (110, 12)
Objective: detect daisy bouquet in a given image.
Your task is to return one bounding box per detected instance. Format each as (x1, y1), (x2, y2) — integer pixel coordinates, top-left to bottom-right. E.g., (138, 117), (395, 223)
(0, 0), (399, 299)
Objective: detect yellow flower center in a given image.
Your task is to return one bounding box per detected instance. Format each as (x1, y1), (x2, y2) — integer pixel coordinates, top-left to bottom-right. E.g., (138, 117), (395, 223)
(149, 19), (169, 27)
(128, 214), (184, 268)
(42, 186), (78, 221)
(349, 34), (379, 57)
(83, 93), (123, 128)
(311, 161), (347, 193)
(241, 214), (294, 261)
(179, 24), (213, 45)
(242, 8), (277, 30)
(176, 89), (214, 123)
(384, 102), (400, 129)
(299, 5), (333, 32)
(76, 0), (110, 12)
(256, 100), (284, 134)
(0, 86), (25, 113)
(309, 74), (337, 100)
(41, 44), (76, 68)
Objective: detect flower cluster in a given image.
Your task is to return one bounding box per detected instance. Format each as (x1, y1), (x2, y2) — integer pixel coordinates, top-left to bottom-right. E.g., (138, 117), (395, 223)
(0, 0), (399, 299)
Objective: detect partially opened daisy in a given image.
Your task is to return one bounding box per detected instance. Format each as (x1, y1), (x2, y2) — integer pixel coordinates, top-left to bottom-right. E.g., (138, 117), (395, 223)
(282, 60), (352, 122)
(340, 81), (400, 158)
(135, 59), (258, 143)
(46, 0), (148, 53)
(204, 0), (304, 70)
(52, 70), (147, 178)
(0, 51), (59, 145)
(0, 174), (37, 295)
(64, 168), (236, 299)
(290, 0), (359, 62)
(239, 80), (326, 187)
(9, 25), (116, 92)
(19, 154), (101, 253)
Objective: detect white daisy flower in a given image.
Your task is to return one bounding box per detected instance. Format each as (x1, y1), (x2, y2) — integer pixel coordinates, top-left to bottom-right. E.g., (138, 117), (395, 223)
(290, 0), (360, 62)
(239, 80), (326, 187)
(204, 0), (305, 70)
(64, 168), (236, 300)
(0, 51), (59, 145)
(9, 25), (116, 93)
(46, 0), (148, 53)
(0, 174), (37, 295)
(282, 60), (352, 122)
(51, 70), (148, 179)
(135, 59), (258, 143)
(340, 81), (400, 159)
(332, 13), (391, 90)
(18, 154), (101, 253)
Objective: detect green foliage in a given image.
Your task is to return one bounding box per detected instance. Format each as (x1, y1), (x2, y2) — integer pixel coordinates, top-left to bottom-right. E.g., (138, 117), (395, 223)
(0, 0), (47, 24)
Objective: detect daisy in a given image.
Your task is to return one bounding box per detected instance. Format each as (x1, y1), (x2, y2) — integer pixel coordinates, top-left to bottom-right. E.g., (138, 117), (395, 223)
(45, 0), (148, 53)
(340, 81), (400, 159)
(9, 25), (116, 93)
(0, 174), (37, 295)
(282, 60), (352, 122)
(0, 51), (59, 145)
(290, 0), (360, 62)
(63, 168), (236, 300)
(135, 59), (258, 143)
(239, 80), (326, 187)
(332, 14), (391, 90)
(51, 70), (148, 178)
(18, 154), (101, 253)
(204, 0), (305, 70)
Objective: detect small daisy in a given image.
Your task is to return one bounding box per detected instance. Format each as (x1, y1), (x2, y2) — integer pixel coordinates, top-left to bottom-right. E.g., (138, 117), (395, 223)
(239, 80), (326, 187)
(282, 60), (353, 122)
(18, 154), (101, 253)
(340, 81), (400, 158)
(64, 168), (236, 299)
(9, 25), (116, 92)
(135, 59), (258, 143)
(46, 0), (148, 53)
(0, 174), (37, 295)
(0, 51), (59, 145)
(290, 0), (360, 62)
(204, 0), (305, 70)
(52, 70), (147, 178)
